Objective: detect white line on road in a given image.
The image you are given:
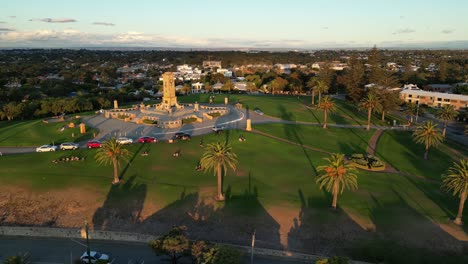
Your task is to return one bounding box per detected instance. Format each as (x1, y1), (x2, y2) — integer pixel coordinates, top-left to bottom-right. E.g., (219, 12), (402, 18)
(69, 238), (87, 248)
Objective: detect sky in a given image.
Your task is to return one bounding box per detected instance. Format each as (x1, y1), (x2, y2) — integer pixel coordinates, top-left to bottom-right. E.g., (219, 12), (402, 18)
(0, 0), (467, 49)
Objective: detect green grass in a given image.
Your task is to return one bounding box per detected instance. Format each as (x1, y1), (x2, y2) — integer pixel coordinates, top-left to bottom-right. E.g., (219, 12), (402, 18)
(376, 130), (463, 180)
(254, 123), (375, 154)
(0, 118), (97, 146)
(178, 94), (402, 126)
(0, 128), (466, 262)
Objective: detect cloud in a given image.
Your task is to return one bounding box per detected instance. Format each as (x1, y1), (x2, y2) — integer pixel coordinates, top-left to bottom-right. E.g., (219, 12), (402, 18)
(30, 18), (77, 23)
(399, 16), (405, 19)
(322, 27), (329, 30)
(9, 16), (16, 19)
(92, 22), (115, 26)
(0, 21), (6, 24)
(441, 29), (454, 34)
(0, 28), (15, 32)
(393, 28), (415, 35)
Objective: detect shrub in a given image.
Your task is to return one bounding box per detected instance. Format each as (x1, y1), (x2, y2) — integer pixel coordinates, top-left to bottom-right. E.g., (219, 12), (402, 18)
(142, 119), (158, 125)
(211, 245), (242, 264)
(117, 114), (127, 119)
(315, 256), (349, 264)
(182, 117), (197, 124)
(351, 153), (364, 159)
(208, 112), (221, 118)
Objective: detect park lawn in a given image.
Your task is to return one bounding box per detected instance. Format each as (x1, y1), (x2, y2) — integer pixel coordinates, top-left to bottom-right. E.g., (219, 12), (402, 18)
(253, 123), (375, 154)
(376, 130), (464, 181)
(0, 128), (466, 262)
(0, 129), (464, 222)
(0, 118), (97, 147)
(178, 94), (391, 126)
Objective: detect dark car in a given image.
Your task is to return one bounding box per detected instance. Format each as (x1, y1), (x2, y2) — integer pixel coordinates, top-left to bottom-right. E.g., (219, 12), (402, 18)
(180, 134), (191, 140)
(138, 136), (157, 143)
(86, 140), (102, 148)
(174, 132), (185, 139)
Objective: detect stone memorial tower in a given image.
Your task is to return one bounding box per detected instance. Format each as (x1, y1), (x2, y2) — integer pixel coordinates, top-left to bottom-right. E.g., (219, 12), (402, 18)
(157, 72), (182, 110)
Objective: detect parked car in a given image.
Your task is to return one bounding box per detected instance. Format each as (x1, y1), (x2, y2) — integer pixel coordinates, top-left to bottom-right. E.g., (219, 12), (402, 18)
(80, 251), (109, 264)
(86, 140), (102, 148)
(254, 109), (264, 115)
(36, 145), (58, 152)
(180, 134), (191, 140)
(60, 142), (79, 150)
(174, 132), (185, 139)
(138, 136), (158, 143)
(212, 126), (225, 133)
(116, 137), (133, 145)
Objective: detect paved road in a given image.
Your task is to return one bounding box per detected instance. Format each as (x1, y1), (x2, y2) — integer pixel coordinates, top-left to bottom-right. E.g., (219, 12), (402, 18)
(0, 236), (306, 264)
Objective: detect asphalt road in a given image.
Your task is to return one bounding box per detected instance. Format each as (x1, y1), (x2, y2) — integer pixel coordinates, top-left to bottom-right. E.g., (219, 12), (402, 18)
(0, 236), (307, 264)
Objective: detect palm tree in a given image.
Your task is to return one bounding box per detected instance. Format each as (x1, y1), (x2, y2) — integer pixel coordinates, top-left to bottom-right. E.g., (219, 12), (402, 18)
(436, 105), (458, 137)
(359, 91), (381, 131)
(95, 137), (131, 184)
(316, 80), (329, 104)
(317, 96), (335, 129)
(200, 142), (238, 201)
(441, 159), (468, 225)
(412, 121), (443, 160)
(306, 77), (318, 106)
(316, 153), (358, 209)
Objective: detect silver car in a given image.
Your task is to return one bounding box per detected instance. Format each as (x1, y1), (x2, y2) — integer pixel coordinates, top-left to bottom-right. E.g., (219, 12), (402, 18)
(60, 142), (79, 150)
(116, 137), (133, 145)
(36, 145), (58, 152)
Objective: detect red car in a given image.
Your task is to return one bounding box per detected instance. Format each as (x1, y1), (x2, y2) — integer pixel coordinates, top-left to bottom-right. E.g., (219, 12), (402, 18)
(138, 136), (158, 143)
(86, 140), (102, 148)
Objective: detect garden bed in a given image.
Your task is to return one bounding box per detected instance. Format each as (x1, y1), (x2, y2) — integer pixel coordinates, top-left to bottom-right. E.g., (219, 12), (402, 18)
(349, 153), (386, 171)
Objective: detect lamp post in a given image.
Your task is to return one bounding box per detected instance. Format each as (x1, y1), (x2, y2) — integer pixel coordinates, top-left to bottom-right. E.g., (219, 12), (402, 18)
(251, 229), (256, 264)
(85, 221), (91, 263)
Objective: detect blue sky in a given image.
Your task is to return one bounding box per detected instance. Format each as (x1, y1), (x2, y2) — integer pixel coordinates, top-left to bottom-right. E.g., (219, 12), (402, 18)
(1, 0), (467, 48)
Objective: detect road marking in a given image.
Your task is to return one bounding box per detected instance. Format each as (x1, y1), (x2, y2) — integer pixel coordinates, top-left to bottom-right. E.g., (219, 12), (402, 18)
(69, 238), (87, 247)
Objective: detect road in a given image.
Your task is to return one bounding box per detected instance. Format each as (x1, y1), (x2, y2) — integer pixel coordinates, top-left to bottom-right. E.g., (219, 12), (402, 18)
(0, 236), (307, 264)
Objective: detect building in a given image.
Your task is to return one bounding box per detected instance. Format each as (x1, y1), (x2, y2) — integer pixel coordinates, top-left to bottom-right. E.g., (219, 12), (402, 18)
(400, 89), (468, 110)
(216, 68), (232, 77)
(191, 82), (205, 93)
(424, 84), (452, 93)
(203, 60), (222, 68)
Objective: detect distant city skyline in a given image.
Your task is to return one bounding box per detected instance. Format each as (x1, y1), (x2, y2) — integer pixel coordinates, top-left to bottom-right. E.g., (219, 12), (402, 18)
(1, 0), (467, 49)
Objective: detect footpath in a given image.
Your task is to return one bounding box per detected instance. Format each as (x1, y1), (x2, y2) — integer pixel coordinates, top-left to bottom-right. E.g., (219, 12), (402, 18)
(0, 226), (371, 264)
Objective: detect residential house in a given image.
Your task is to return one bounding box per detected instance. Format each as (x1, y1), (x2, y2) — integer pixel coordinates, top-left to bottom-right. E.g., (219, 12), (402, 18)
(191, 82), (205, 94)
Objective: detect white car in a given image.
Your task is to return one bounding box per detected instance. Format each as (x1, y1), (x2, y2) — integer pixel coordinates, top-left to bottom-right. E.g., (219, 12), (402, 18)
(254, 109), (264, 115)
(36, 145), (58, 152)
(60, 142), (79, 150)
(80, 251), (109, 264)
(212, 126), (225, 133)
(116, 137), (133, 145)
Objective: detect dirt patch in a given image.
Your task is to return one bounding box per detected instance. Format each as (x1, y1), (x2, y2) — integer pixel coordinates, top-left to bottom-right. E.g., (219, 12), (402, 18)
(265, 204), (300, 249)
(0, 186), (104, 227)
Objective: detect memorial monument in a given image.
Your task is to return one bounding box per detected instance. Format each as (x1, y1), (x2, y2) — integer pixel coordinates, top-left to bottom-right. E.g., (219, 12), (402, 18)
(157, 72), (183, 111)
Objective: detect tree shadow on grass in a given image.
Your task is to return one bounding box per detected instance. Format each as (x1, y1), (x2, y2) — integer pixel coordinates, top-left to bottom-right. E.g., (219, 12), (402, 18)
(140, 186), (283, 250)
(287, 188), (368, 256)
(119, 143), (144, 181)
(92, 175), (147, 231)
(278, 104), (316, 174)
(354, 189), (468, 264)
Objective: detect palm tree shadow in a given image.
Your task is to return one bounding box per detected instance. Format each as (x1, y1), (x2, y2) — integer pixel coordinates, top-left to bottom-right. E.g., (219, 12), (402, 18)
(92, 175), (147, 231)
(277, 104), (317, 174)
(119, 143), (144, 180)
(139, 186), (283, 250)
